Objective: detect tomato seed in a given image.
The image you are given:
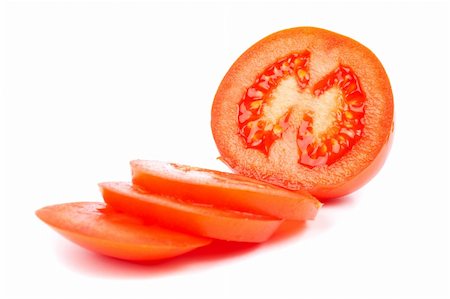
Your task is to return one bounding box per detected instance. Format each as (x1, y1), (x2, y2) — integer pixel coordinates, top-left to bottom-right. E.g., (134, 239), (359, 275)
(238, 52), (365, 166)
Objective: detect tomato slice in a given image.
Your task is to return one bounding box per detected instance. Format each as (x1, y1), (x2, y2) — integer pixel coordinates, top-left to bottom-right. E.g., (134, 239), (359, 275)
(211, 27), (394, 199)
(100, 182), (283, 243)
(36, 202), (211, 261)
(131, 160), (321, 220)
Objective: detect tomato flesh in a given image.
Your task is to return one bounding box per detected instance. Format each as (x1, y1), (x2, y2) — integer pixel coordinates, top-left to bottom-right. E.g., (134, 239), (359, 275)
(100, 182), (283, 243)
(131, 160), (321, 221)
(36, 202), (211, 261)
(238, 52), (310, 154)
(212, 27), (393, 198)
(298, 65), (366, 168)
(238, 52), (366, 168)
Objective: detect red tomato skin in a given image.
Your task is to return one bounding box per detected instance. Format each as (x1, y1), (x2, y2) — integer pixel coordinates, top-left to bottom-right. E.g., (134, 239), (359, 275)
(308, 123), (393, 199)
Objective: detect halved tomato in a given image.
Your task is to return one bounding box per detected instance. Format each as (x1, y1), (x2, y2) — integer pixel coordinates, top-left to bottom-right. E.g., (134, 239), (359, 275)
(100, 182), (282, 243)
(211, 27), (394, 199)
(131, 160), (321, 220)
(35, 202), (211, 261)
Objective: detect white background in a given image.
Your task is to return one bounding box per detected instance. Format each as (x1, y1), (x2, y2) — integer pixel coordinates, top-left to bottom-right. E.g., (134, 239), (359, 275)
(1, 1), (449, 299)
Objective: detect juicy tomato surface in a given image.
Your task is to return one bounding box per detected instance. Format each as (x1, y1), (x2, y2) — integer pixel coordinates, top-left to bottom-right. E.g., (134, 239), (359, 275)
(100, 182), (283, 243)
(131, 160), (321, 220)
(211, 27), (394, 199)
(36, 202), (211, 261)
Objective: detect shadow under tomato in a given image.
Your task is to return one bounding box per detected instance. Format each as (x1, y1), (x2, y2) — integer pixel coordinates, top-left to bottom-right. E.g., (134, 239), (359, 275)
(55, 219), (307, 278)
(265, 220), (307, 244)
(319, 193), (358, 208)
(54, 192), (353, 278)
(56, 237), (259, 278)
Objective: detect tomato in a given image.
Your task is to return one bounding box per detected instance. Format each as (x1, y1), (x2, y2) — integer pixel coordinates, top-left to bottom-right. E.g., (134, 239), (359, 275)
(131, 160), (321, 220)
(100, 182), (283, 243)
(35, 202), (211, 261)
(211, 27), (394, 199)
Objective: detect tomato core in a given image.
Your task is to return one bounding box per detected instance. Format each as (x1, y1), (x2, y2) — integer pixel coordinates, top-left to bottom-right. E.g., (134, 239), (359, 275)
(237, 51), (366, 168)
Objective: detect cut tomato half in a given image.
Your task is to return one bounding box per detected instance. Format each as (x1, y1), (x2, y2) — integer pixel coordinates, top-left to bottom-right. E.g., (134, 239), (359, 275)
(35, 202), (211, 261)
(131, 160), (321, 220)
(211, 27), (394, 199)
(100, 182), (283, 243)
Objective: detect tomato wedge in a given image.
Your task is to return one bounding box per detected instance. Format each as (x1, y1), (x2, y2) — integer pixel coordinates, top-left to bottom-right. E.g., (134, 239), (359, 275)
(131, 160), (321, 220)
(100, 182), (283, 243)
(36, 202), (211, 261)
(211, 27), (394, 199)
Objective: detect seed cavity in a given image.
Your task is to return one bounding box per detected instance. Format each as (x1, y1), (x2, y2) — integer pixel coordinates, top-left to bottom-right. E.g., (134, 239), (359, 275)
(238, 51), (366, 168)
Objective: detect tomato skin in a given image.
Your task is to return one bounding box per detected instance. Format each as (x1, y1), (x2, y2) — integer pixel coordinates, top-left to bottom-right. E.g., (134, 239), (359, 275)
(308, 123), (394, 199)
(131, 160), (321, 220)
(100, 182), (283, 243)
(211, 27), (394, 199)
(36, 202), (211, 261)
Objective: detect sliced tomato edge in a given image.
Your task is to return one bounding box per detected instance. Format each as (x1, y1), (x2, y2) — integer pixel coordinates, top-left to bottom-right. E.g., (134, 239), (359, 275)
(99, 182), (283, 243)
(130, 160), (321, 220)
(35, 203), (212, 261)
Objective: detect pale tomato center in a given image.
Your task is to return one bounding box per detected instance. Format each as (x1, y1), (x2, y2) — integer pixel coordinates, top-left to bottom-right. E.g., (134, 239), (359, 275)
(238, 51), (366, 168)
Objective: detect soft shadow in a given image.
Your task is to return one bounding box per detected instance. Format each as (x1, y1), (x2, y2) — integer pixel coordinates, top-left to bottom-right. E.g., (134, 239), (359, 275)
(55, 238), (259, 279)
(265, 220), (307, 245)
(319, 193), (359, 208)
(55, 198), (346, 277)
(55, 221), (308, 278)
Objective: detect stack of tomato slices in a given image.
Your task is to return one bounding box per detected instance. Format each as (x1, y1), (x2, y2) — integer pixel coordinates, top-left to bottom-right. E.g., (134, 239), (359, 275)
(36, 160), (321, 261)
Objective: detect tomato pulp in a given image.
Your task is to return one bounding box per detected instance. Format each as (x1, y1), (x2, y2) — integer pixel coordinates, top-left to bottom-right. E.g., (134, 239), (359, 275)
(211, 27), (394, 199)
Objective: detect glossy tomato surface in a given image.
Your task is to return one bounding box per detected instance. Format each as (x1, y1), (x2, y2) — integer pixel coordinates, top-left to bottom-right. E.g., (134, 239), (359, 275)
(36, 202), (211, 261)
(211, 27), (394, 199)
(131, 160), (321, 220)
(100, 182), (283, 243)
